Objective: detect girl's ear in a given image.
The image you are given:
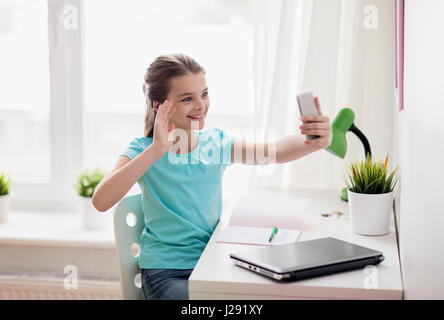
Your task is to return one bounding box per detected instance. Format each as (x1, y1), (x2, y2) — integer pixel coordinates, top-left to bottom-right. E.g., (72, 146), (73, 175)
(153, 101), (159, 112)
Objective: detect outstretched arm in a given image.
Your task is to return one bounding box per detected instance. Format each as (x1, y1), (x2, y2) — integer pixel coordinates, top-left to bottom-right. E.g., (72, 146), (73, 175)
(230, 96), (332, 165)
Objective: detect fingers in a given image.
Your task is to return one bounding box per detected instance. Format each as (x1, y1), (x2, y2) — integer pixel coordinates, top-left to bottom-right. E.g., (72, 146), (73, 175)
(299, 120), (331, 131)
(167, 123), (175, 141)
(314, 96), (323, 115)
(299, 106), (332, 148)
(300, 127), (330, 140)
(300, 129), (328, 136)
(157, 101), (176, 141)
(157, 100), (169, 121)
(298, 96), (331, 149)
(300, 115), (329, 122)
(167, 104), (176, 120)
(157, 100), (176, 122)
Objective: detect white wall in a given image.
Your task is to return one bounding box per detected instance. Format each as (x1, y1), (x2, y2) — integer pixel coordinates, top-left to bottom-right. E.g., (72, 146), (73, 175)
(291, 0), (395, 190)
(397, 0), (444, 299)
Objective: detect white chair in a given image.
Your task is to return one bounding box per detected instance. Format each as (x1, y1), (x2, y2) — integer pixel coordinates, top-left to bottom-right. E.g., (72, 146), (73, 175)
(113, 193), (145, 300)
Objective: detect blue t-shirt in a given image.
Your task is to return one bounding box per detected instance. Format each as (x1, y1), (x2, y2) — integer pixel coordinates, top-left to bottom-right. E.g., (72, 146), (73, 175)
(120, 128), (234, 269)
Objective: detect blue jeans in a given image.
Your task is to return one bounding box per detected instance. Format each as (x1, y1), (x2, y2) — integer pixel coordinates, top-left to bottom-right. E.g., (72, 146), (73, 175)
(141, 268), (193, 300)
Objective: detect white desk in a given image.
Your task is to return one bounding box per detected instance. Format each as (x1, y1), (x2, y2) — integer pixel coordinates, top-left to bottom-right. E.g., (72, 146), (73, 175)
(189, 187), (403, 300)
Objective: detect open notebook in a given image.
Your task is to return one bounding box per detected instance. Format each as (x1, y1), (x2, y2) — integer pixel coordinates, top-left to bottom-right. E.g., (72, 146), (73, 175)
(216, 195), (309, 246)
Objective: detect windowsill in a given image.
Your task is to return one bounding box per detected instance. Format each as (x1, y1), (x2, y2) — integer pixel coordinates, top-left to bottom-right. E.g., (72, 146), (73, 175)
(0, 209), (116, 250)
(0, 166), (250, 250)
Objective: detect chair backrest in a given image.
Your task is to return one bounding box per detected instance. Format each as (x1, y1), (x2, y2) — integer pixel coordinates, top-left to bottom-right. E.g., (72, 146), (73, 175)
(113, 194), (145, 300)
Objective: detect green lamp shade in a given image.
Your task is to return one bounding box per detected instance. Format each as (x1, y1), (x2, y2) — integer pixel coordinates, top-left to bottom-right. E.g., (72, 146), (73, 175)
(325, 108), (355, 159)
(324, 107), (372, 202)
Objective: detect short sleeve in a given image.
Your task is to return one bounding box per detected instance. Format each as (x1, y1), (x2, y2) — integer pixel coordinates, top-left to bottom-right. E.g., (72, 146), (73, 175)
(120, 138), (144, 160)
(216, 128), (234, 167)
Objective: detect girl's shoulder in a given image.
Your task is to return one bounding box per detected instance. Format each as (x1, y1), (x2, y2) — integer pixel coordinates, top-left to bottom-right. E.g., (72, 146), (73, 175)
(128, 136), (154, 149)
(121, 136), (153, 160)
(135, 136), (153, 142)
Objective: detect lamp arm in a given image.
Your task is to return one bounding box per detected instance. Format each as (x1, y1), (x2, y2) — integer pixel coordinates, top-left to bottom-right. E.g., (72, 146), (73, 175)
(348, 123), (372, 158)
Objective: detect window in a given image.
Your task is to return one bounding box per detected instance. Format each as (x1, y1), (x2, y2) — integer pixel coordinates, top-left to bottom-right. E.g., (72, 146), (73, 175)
(84, 0), (255, 168)
(0, 0), (50, 183)
(1, 0), (255, 211)
(83, 0), (255, 198)
(0, 0), (80, 210)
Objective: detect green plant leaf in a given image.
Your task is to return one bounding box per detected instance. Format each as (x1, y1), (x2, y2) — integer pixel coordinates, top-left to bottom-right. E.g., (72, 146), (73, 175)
(0, 171), (11, 196)
(384, 166), (399, 193)
(74, 168), (107, 198)
(363, 179), (378, 193)
(343, 155), (398, 194)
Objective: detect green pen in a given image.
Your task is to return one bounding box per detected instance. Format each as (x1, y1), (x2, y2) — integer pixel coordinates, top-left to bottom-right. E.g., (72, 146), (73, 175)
(268, 226), (279, 242)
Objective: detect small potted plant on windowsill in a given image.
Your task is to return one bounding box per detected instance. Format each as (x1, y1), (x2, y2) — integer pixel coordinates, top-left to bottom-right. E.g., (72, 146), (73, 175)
(0, 171), (12, 223)
(343, 154), (399, 236)
(73, 167), (107, 230)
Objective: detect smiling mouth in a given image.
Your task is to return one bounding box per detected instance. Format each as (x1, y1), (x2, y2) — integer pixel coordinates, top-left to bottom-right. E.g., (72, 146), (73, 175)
(187, 112), (205, 121)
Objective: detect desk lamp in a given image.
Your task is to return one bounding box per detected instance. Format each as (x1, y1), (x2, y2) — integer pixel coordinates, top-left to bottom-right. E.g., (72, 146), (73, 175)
(325, 108), (372, 202)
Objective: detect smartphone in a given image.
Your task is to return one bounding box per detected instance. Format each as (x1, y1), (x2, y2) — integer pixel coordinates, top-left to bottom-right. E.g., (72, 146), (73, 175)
(297, 92), (320, 140)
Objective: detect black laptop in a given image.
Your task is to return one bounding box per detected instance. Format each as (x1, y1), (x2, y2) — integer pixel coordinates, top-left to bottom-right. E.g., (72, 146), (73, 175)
(229, 237), (384, 281)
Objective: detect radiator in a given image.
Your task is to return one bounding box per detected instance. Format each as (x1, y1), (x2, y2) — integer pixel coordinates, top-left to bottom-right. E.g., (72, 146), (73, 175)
(0, 275), (122, 300)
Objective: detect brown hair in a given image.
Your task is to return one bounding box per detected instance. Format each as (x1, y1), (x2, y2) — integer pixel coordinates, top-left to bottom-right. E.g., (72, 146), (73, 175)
(143, 53), (205, 137)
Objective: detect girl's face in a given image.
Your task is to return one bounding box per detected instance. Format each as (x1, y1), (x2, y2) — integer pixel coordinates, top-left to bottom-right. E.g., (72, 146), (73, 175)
(165, 72), (209, 132)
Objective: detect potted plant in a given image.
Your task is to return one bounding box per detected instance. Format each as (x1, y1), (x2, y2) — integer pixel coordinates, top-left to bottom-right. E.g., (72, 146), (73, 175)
(73, 167), (107, 230)
(343, 154), (399, 236)
(0, 171), (12, 223)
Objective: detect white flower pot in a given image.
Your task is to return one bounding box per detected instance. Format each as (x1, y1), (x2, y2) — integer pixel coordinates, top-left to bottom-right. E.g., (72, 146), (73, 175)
(77, 195), (106, 230)
(0, 194), (11, 223)
(347, 190), (394, 236)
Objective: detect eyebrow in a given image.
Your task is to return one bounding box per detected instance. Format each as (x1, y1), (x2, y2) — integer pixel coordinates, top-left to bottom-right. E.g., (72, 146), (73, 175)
(177, 87), (208, 98)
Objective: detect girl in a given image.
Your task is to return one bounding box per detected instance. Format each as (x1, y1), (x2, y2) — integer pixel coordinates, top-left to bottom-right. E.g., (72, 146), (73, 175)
(92, 53), (332, 300)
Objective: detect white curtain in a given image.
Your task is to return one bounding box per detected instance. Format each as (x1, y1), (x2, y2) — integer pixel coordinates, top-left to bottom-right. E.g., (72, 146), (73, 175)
(249, 0), (395, 190)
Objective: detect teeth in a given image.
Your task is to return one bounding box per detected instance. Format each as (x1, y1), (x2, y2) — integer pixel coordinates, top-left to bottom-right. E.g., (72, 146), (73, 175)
(189, 113), (203, 119)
